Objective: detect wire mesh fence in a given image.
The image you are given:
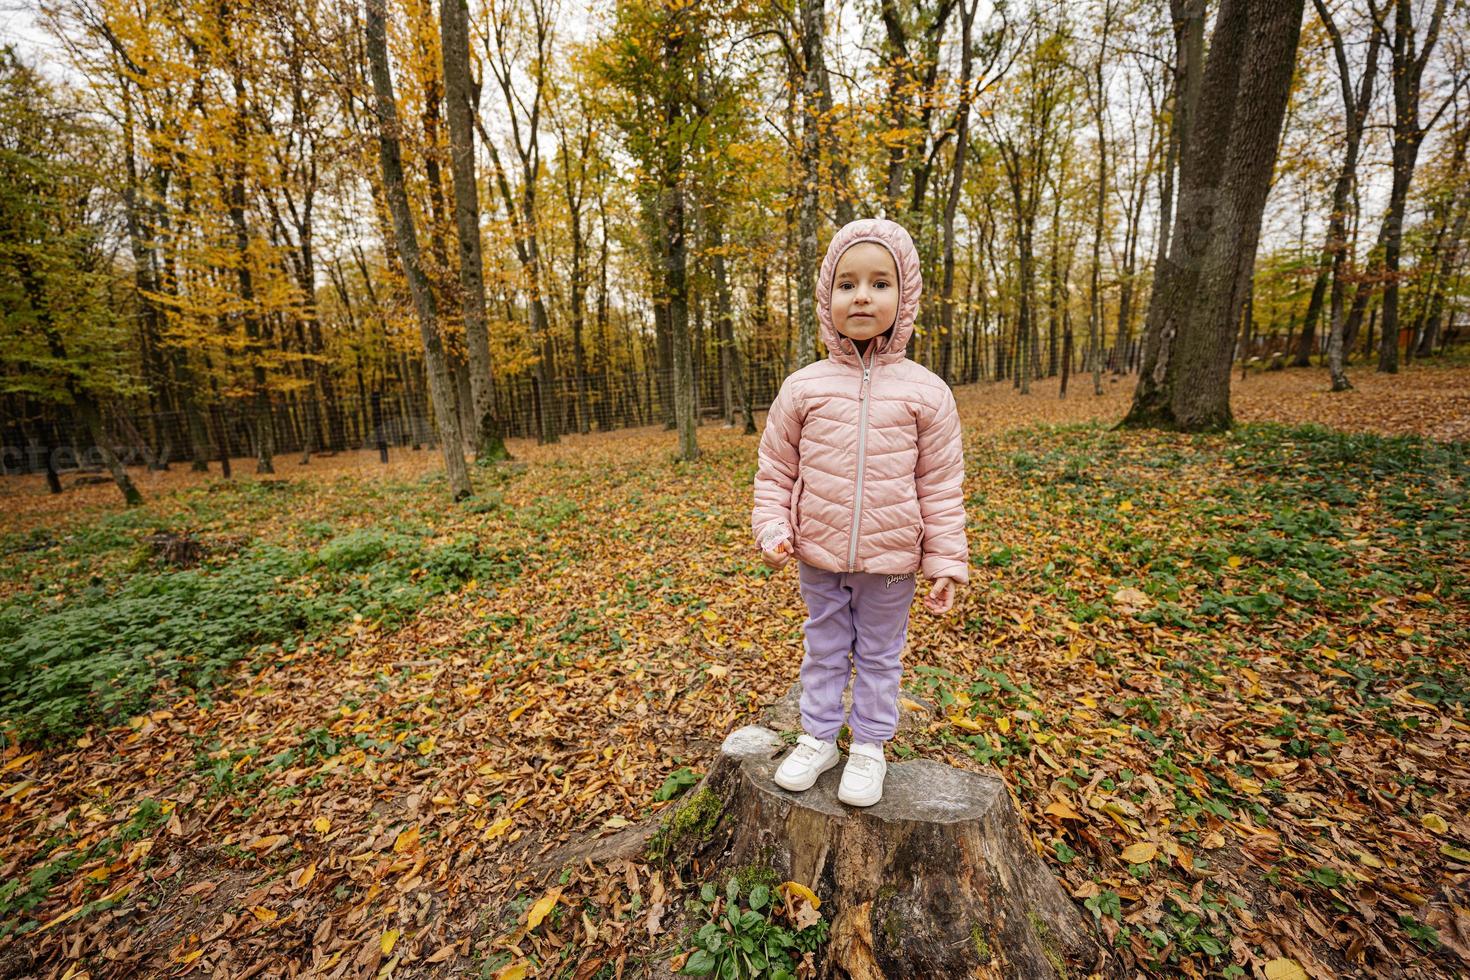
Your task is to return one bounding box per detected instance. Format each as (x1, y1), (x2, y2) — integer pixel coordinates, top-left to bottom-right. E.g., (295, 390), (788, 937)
(2, 323), (1460, 484)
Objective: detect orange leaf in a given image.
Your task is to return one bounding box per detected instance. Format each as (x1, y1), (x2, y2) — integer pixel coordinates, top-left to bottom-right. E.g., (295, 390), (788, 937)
(1044, 800), (1084, 821)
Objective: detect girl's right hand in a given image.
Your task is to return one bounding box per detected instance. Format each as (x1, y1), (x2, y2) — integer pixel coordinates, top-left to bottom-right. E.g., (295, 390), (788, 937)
(761, 538), (793, 570)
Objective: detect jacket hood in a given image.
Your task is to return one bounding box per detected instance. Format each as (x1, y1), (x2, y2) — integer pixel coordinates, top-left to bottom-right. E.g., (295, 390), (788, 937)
(816, 217), (922, 362)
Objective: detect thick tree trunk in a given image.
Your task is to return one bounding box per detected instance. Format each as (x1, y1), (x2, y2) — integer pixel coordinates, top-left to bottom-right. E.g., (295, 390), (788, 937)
(1123, 0), (1305, 431)
(441, 0), (507, 460)
(365, 0), (471, 500)
(650, 725), (1115, 978)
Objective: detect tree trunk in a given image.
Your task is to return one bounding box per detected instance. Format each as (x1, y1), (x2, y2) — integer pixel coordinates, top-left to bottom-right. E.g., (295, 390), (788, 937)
(1149, 0), (1205, 289)
(221, 45), (274, 474)
(558, 110), (594, 437)
(441, 0), (507, 460)
(1298, 0), (1385, 382)
(365, 0), (472, 500)
(796, 0), (825, 369)
(1017, 219), (1034, 396)
(597, 190), (613, 429)
(1375, 0), (1452, 375)
(938, 0), (979, 386)
(1123, 0), (1305, 431)
(478, 15), (559, 446)
(665, 177), (699, 461)
(707, 208), (741, 427)
(1088, 2), (1114, 396)
(1418, 202), (1468, 357)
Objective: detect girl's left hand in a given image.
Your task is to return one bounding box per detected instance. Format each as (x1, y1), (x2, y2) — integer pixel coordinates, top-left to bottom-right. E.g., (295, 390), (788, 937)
(923, 576), (961, 614)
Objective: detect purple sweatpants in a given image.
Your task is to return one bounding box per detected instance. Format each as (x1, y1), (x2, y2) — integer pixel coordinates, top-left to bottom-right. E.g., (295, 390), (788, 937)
(796, 561), (918, 744)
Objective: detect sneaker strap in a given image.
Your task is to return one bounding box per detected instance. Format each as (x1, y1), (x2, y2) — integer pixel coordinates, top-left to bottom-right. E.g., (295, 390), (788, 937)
(797, 733), (833, 752)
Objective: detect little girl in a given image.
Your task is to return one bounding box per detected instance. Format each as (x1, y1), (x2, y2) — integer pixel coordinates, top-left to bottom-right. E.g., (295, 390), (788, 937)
(752, 217), (969, 807)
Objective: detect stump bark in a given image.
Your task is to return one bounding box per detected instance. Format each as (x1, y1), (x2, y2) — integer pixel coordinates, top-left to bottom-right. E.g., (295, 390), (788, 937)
(654, 725), (1113, 979)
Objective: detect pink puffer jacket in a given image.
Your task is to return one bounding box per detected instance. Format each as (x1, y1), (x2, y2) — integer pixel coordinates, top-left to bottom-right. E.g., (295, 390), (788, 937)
(752, 218), (970, 584)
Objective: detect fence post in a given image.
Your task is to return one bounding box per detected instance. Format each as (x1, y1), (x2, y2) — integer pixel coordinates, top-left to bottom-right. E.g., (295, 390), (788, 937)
(371, 390), (388, 463)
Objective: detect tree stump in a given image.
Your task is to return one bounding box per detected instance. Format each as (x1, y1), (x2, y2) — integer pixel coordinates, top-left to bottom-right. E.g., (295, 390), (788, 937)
(144, 531), (206, 568)
(653, 725), (1114, 979)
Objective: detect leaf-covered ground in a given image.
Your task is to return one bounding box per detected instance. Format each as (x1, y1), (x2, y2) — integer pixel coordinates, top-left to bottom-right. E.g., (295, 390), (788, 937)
(1, 363), (1467, 979)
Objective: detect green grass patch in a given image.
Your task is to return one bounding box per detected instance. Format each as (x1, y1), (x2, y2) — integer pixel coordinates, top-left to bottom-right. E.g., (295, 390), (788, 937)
(0, 529), (523, 744)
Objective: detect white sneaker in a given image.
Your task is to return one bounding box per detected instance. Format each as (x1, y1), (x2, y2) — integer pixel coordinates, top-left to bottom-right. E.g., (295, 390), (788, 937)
(838, 741), (887, 807)
(773, 733), (840, 792)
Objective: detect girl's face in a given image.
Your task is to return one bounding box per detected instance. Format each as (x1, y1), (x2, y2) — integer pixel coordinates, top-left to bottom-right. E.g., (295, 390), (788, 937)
(831, 242), (898, 347)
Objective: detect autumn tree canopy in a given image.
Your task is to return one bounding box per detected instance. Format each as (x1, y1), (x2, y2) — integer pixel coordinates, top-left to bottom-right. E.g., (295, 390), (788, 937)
(2, 0), (1468, 499)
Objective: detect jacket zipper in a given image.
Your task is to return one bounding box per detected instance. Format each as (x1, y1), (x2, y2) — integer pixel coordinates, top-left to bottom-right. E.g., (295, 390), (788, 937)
(847, 344), (873, 572)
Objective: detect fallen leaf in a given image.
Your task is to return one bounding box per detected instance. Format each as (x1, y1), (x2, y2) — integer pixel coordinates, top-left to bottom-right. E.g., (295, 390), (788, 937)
(780, 881), (820, 910)
(426, 943), (458, 963)
(1121, 842), (1158, 864)
(527, 887), (562, 930)
(1112, 586), (1151, 612)
(1044, 800), (1084, 822)
(1263, 958), (1308, 980)
(646, 897), (668, 937)
(291, 861), (317, 889)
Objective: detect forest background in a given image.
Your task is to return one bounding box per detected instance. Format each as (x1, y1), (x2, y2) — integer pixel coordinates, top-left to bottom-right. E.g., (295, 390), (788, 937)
(3, 0), (1468, 502)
